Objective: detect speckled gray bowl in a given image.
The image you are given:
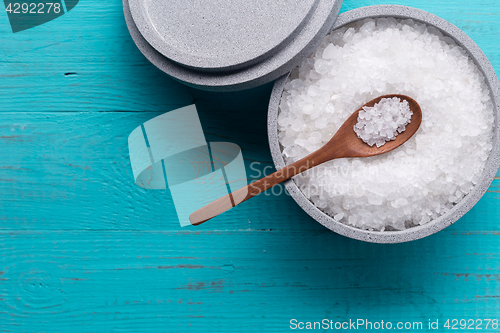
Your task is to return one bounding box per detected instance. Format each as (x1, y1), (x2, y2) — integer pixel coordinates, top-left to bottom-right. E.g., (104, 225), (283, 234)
(123, 0), (342, 91)
(129, 0), (320, 73)
(268, 5), (500, 243)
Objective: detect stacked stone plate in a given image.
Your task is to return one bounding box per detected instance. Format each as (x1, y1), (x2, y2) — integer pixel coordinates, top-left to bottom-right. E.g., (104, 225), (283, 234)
(123, 0), (343, 91)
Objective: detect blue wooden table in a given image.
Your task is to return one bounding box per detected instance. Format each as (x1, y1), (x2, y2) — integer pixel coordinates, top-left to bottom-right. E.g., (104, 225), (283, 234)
(1, 0), (500, 331)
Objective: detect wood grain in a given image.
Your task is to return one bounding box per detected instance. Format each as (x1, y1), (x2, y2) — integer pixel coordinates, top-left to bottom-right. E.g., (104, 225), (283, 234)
(1, 230), (500, 332)
(1, 0), (500, 331)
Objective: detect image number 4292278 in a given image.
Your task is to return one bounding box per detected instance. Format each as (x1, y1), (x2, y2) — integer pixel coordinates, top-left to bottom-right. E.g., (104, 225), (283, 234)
(3, 0), (78, 33)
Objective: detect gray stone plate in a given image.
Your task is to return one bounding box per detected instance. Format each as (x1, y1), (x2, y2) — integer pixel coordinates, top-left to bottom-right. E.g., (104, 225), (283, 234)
(129, 0), (319, 73)
(123, 0), (343, 92)
(268, 5), (500, 243)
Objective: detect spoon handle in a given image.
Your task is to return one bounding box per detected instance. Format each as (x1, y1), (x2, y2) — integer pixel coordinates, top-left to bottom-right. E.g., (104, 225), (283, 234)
(189, 151), (328, 226)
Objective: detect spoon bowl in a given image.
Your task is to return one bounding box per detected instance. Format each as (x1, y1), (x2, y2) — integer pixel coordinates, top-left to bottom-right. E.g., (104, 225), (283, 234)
(325, 94), (422, 159)
(189, 94), (422, 226)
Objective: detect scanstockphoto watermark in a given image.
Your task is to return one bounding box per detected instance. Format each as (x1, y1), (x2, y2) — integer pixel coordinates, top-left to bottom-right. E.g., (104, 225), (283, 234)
(3, 0), (79, 33)
(289, 318), (500, 330)
(248, 161), (383, 198)
(290, 319), (427, 330)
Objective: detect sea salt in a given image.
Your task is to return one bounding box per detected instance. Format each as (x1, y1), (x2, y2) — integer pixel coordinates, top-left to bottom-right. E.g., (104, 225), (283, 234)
(354, 97), (413, 148)
(278, 18), (494, 231)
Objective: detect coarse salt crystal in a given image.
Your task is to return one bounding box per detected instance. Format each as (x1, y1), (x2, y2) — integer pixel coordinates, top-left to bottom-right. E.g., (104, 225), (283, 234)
(354, 97), (413, 148)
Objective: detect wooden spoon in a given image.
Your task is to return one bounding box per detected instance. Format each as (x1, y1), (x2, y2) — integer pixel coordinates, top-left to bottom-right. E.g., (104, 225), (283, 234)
(189, 94), (422, 226)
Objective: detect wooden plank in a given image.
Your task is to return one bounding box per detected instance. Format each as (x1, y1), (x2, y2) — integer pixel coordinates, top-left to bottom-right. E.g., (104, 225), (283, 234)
(0, 1), (194, 112)
(0, 109), (294, 231)
(1, 111), (500, 232)
(1, 0), (499, 113)
(1, 230), (500, 332)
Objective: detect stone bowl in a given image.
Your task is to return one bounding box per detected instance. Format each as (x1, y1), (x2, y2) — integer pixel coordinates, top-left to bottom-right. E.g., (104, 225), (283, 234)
(267, 5), (500, 243)
(123, 0), (342, 91)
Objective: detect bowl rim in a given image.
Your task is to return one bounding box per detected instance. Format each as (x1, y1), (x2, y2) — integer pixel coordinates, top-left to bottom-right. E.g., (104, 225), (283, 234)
(267, 4), (500, 243)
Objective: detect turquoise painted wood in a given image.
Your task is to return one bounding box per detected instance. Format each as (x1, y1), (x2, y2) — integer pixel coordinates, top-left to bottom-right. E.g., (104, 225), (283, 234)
(1, 0), (500, 331)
